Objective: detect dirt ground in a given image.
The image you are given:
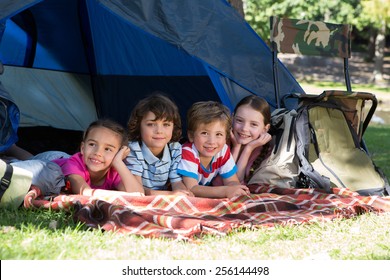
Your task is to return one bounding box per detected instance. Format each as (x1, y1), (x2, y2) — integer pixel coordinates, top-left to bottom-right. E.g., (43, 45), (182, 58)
(278, 51), (389, 93)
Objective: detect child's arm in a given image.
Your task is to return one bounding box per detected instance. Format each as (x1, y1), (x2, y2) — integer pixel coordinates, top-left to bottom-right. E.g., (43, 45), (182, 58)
(171, 180), (194, 196)
(143, 187), (192, 196)
(234, 146), (252, 183)
(229, 130), (248, 183)
(229, 130), (241, 161)
(141, 181), (193, 196)
(112, 146), (145, 195)
(67, 174), (144, 197)
(183, 175), (249, 199)
(235, 132), (272, 182)
(4, 144), (34, 160)
(67, 174), (94, 195)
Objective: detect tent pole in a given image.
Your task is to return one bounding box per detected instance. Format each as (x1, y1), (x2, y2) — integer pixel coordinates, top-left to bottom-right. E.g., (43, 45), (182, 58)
(272, 47), (281, 108)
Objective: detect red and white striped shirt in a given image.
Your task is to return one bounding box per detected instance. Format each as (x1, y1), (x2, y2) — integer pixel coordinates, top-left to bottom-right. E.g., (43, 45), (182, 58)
(177, 142), (237, 186)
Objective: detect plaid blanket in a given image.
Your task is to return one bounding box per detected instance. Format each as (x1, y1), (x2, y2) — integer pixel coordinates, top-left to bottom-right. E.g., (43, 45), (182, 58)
(26, 184), (390, 241)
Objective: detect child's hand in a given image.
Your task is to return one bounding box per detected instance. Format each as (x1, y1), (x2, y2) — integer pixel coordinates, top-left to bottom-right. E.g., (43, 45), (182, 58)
(23, 185), (41, 208)
(112, 146), (130, 168)
(246, 132), (272, 150)
(118, 146), (130, 159)
(172, 189), (195, 197)
(225, 184), (250, 199)
(114, 146), (130, 161)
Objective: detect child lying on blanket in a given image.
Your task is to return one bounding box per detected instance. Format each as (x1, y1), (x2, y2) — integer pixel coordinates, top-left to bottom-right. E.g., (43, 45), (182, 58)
(212, 95), (273, 185)
(5, 148), (69, 208)
(53, 119), (145, 197)
(177, 101), (250, 199)
(126, 92), (193, 196)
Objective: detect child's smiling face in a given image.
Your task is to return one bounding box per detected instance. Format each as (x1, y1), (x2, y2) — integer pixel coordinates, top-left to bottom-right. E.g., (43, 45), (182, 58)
(80, 126), (122, 174)
(140, 111), (174, 157)
(232, 104), (268, 145)
(188, 120), (227, 166)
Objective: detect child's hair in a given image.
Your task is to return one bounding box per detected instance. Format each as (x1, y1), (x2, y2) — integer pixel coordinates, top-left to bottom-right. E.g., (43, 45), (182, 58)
(187, 101), (232, 139)
(127, 91), (182, 142)
(233, 95), (271, 125)
(83, 118), (128, 147)
(233, 95), (272, 178)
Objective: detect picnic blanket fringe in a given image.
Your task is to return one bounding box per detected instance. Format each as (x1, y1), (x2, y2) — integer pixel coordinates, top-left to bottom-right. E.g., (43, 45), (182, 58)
(24, 184), (390, 241)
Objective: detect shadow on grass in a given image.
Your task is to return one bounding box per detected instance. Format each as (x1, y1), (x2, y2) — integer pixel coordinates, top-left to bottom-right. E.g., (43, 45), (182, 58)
(0, 207), (88, 232)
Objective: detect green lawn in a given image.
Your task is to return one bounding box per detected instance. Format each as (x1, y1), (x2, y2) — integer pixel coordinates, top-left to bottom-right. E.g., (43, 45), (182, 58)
(1, 208), (390, 260)
(365, 125), (390, 179)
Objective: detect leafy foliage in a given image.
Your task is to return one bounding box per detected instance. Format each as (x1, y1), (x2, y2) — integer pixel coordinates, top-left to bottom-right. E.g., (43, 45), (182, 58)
(361, 0), (390, 29)
(244, 0), (389, 42)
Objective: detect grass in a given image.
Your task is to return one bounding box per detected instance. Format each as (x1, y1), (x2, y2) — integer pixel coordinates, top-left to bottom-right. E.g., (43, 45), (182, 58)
(1, 209), (390, 260)
(365, 125), (390, 178)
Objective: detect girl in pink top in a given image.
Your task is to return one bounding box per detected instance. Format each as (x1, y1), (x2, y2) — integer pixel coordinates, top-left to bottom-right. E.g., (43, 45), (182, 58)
(230, 95), (273, 184)
(54, 119), (144, 196)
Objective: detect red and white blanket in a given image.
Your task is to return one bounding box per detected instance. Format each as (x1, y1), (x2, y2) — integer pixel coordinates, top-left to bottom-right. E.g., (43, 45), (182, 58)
(25, 184), (390, 241)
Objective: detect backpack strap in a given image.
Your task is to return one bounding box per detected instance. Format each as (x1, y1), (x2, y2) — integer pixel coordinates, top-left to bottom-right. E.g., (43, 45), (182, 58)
(294, 106), (332, 192)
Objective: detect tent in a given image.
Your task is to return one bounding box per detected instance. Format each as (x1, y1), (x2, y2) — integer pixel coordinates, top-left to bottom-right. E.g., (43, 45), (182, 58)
(0, 0), (304, 154)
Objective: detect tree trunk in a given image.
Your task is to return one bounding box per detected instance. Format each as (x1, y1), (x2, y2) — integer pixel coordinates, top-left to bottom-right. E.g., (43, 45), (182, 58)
(228, 0), (244, 18)
(371, 23), (386, 84)
(367, 28), (377, 62)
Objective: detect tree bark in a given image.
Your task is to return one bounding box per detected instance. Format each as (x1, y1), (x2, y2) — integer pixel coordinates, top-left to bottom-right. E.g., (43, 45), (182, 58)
(367, 27), (377, 62)
(371, 22), (386, 83)
(228, 0), (244, 18)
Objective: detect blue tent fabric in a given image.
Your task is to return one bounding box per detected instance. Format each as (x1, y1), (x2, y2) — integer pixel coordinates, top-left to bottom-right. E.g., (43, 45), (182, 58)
(0, 81), (20, 152)
(95, 0), (304, 108)
(0, 21), (19, 152)
(0, 0), (40, 22)
(0, 0), (304, 152)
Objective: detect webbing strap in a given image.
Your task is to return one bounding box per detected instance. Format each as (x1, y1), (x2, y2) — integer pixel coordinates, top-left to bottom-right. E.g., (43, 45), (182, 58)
(0, 163), (13, 200)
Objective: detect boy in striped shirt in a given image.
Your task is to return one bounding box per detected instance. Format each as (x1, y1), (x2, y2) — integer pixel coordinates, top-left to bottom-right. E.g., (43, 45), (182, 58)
(177, 101), (250, 199)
